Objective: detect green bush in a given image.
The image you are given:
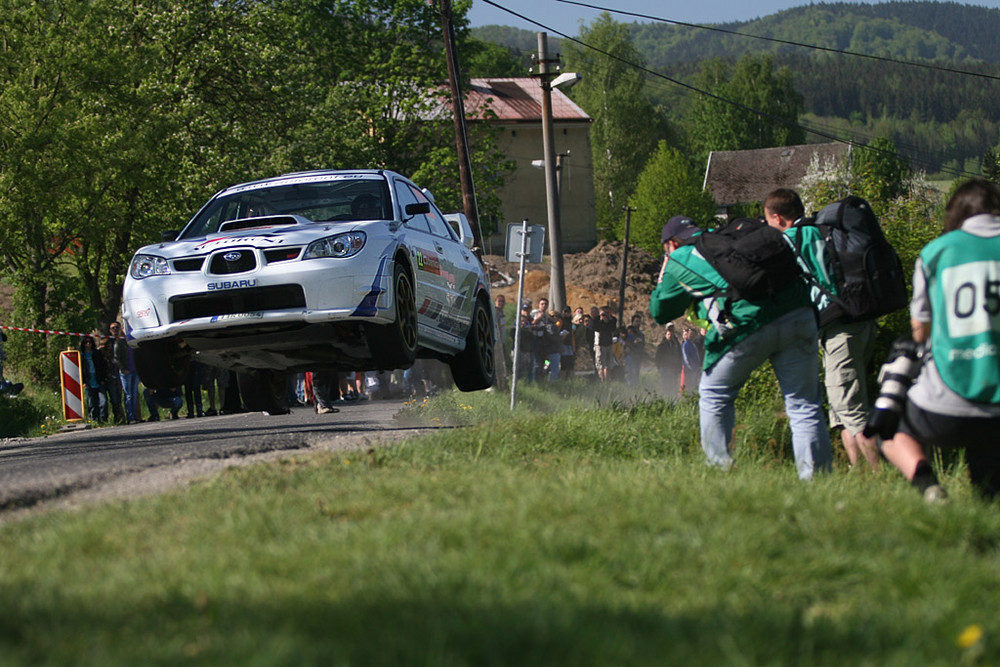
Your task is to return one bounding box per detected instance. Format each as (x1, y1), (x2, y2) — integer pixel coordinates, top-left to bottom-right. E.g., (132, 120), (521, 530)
(0, 387), (62, 438)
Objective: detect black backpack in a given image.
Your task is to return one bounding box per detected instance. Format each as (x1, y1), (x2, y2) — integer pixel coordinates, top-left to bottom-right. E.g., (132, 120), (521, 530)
(692, 217), (802, 302)
(796, 196), (908, 327)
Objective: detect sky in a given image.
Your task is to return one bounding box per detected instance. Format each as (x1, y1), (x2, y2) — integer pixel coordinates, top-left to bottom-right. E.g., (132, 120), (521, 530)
(466, 0), (1000, 36)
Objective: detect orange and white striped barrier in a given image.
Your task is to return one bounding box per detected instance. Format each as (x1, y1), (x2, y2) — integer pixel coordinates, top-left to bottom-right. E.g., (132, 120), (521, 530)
(59, 349), (85, 422)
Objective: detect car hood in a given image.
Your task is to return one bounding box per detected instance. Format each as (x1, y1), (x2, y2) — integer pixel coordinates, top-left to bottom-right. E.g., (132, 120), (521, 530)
(135, 215), (388, 258)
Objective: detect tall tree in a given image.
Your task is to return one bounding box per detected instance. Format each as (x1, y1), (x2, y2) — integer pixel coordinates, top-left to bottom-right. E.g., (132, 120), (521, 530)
(628, 141), (718, 255)
(562, 14), (668, 234)
(0, 0), (508, 382)
(685, 54), (805, 160)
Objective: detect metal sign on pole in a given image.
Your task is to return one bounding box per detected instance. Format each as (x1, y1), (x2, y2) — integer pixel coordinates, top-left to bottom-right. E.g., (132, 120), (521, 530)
(506, 221), (545, 410)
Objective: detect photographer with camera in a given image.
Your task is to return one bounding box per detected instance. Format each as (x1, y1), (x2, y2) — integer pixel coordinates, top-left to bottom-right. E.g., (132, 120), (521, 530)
(878, 178), (1000, 501)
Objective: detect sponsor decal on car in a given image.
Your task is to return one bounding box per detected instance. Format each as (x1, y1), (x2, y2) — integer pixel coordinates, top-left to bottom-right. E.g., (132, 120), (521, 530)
(414, 249), (441, 275)
(227, 173), (372, 194)
(194, 236), (282, 252)
(207, 279), (257, 290)
(418, 297), (442, 319)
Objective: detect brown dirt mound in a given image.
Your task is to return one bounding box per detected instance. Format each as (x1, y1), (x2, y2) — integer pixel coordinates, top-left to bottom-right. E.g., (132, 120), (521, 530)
(484, 240), (661, 325)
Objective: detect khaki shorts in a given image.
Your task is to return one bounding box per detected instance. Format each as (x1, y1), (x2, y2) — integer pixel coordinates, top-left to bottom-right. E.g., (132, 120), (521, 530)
(821, 319), (877, 434)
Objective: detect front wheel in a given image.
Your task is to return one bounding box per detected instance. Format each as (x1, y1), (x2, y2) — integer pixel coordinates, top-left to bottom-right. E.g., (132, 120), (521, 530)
(134, 338), (190, 390)
(369, 262), (418, 370)
(237, 369), (290, 415)
(449, 295), (496, 392)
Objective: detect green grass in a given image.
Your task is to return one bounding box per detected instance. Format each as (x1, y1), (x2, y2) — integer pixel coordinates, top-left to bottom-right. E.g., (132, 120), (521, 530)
(1, 380), (997, 665)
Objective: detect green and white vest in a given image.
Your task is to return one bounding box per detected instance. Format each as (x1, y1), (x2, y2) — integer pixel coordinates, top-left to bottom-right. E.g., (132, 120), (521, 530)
(922, 230), (1000, 403)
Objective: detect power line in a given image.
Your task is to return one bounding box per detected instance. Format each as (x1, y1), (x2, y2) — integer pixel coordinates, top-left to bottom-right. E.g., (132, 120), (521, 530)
(478, 0), (986, 180)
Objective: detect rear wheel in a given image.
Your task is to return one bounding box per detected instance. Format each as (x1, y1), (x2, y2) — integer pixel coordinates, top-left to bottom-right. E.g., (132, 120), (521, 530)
(134, 338), (190, 389)
(237, 369), (290, 415)
(370, 262), (418, 370)
(450, 295), (496, 392)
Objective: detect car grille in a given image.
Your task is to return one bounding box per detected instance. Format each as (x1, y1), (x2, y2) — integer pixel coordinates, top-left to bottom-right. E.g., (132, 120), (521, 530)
(173, 258), (205, 272)
(169, 285), (306, 322)
(209, 249), (257, 274)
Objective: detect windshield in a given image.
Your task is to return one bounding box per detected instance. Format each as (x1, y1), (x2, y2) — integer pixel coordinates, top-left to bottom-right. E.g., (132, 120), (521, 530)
(181, 176), (392, 239)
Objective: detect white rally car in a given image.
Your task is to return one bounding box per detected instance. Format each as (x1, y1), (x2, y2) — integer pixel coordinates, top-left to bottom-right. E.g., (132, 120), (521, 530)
(121, 169), (495, 413)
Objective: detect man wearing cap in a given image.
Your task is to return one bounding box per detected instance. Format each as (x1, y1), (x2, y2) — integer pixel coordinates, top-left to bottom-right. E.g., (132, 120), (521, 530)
(650, 215), (831, 479)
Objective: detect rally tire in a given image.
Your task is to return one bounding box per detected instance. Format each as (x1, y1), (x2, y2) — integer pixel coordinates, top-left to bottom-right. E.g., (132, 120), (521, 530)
(449, 294), (496, 392)
(370, 261), (418, 370)
(134, 339), (190, 390)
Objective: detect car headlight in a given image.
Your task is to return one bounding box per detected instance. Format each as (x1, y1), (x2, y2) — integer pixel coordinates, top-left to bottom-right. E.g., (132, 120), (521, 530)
(304, 231), (366, 259)
(129, 254), (171, 279)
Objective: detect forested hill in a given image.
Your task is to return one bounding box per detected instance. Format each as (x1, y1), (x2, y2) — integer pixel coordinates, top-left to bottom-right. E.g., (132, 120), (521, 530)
(471, 2), (1000, 66)
(471, 2), (1000, 176)
(630, 2), (1000, 67)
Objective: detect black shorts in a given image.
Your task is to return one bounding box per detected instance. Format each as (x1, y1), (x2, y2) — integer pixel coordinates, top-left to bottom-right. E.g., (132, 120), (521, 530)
(900, 401), (1000, 498)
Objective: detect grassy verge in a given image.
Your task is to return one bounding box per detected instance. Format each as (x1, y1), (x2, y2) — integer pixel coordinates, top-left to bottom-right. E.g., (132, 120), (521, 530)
(1, 379), (997, 665)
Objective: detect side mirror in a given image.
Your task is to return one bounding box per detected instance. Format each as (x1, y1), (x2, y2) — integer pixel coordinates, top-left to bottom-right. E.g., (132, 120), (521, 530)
(161, 230), (179, 242)
(404, 202), (431, 217)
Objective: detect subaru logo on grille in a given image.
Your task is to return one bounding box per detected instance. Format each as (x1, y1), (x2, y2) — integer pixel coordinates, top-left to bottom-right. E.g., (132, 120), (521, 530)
(223, 251), (242, 262)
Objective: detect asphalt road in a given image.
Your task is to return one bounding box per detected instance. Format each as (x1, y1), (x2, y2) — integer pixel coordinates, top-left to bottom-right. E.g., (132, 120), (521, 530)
(0, 398), (432, 518)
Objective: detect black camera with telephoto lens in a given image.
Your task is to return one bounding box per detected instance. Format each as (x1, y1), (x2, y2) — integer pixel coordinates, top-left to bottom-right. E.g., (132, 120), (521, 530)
(863, 338), (924, 440)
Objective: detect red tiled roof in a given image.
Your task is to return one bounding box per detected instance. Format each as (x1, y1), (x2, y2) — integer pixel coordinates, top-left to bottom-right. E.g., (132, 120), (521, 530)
(465, 77), (590, 123)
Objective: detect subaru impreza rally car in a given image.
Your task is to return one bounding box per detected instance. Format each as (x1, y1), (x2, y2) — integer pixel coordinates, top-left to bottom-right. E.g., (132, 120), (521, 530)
(121, 169), (495, 413)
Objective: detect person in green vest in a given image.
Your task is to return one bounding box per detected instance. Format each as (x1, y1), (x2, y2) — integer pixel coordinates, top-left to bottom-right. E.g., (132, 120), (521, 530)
(764, 188), (880, 471)
(649, 215), (832, 480)
(881, 178), (1000, 501)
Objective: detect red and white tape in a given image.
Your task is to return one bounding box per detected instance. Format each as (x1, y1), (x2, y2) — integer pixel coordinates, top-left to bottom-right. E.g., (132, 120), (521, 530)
(1, 324), (98, 338)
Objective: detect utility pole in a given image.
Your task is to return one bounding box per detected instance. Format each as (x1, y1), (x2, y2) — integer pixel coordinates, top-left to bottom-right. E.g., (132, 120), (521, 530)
(534, 32), (567, 313)
(617, 205), (635, 325)
(438, 0), (484, 255)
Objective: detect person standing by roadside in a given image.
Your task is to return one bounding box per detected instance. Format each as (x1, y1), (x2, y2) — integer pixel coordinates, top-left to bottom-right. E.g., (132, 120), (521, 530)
(312, 370), (341, 414)
(530, 298), (559, 380)
(880, 179), (1000, 500)
(184, 359), (205, 418)
(202, 365), (229, 416)
(680, 328), (702, 393)
(625, 314), (647, 387)
(764, 188), (881, 470)
(650, 215), (832, 479)
(493, 294), (509, 389)
(655, 323), (682, 399)
(100, 335), (125, 424)
(593, 306), (617, 381)
(79, 335), (108, 422)
(111, 322), (141, 423)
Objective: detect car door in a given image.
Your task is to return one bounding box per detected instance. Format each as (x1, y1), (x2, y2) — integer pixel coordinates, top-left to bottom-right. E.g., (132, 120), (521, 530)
(393, 179), (453, 339)
(421, 198), (478, 340)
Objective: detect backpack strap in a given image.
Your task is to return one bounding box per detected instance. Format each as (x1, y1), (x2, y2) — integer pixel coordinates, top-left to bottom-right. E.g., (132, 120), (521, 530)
(788, 223), (851, 325)
(665, 250), (739, 338)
